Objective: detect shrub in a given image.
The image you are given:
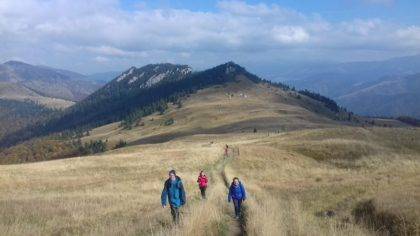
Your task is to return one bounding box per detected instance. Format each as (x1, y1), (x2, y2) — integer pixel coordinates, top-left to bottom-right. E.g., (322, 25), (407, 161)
(397, 116), (420, 127)
(79, 140), (107, 155)
(115, 139), (127, 149)
(164, 118), (174, 126)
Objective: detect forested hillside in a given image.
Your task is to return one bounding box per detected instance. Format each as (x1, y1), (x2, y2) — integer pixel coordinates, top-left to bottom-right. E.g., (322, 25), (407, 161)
(0, 99), (55, 140)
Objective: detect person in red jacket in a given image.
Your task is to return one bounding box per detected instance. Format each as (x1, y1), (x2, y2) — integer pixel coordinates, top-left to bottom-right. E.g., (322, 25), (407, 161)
(197, 170), (208, 199)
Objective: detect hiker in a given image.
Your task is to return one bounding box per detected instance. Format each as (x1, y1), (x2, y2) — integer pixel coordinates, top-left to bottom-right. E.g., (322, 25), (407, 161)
(197, 170), (208, 199)
(228, 177), (246, 219)
(161, 170), (186, 224)
(224, 144), (229, 157)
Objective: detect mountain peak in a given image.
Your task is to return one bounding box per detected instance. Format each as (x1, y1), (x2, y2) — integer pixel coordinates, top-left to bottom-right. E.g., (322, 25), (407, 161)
(226, 62), (240, 74)
(203, 61), (261, 84)
(224, 61), (240, 67)
(214, 61), (246, 76)
(112, 63), (192, 89)
(222, 61), (242, 68)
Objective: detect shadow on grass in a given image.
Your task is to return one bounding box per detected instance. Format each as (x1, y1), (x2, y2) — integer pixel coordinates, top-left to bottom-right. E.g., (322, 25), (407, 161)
(353, 199), (418, 235)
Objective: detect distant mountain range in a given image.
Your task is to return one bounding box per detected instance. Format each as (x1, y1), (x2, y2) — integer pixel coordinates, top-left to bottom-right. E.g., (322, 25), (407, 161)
(337, 73), (420, 118)
(283, 54), (420, 118)
(1, 61), (353, 148)
(0, 61), (119, 140)
(5, 55), (420, 119)
(2, 57), (419, 149)
(0, 61), (117, 108)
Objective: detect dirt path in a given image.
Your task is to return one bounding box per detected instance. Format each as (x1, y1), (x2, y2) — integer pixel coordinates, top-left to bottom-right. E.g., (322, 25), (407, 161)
(212, 153), (245, 236)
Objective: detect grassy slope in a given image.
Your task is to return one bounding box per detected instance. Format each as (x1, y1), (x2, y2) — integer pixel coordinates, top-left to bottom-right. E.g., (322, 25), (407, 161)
(81, 76), (343, 147)
(0, 78), (419, 235)
(228, 127), (420, 235)
(0, 82), (74, 109)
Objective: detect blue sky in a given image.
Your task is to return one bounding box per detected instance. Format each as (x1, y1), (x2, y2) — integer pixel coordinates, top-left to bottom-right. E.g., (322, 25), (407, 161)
(121, 0), (420, 24)
(0, 0), (419, 75)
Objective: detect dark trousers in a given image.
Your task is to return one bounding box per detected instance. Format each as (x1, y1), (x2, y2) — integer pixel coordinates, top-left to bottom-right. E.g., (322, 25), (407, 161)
(199, 187), (207, 199)
(233, 199), (243, 217)
(170, 205), (180, 224)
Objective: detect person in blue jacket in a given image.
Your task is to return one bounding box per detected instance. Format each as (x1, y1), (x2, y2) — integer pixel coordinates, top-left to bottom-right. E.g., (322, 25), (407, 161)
(161, 170), (186, 224)
(228, 177), (246, 219)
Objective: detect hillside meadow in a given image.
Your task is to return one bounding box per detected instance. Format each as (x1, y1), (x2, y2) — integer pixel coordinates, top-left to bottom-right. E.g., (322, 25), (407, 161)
(0, 126), (419, 235)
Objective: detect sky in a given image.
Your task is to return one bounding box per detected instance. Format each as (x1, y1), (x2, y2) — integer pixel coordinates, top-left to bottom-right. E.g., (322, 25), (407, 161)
(1, 0), (420, 75)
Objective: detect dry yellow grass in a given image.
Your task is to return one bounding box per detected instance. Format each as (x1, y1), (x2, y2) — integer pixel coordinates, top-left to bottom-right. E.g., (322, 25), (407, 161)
(2, 127), (419, 235)
(225, 127), (420, 235)
(0, 139), (224, 235)
(1, 79), (419, 235)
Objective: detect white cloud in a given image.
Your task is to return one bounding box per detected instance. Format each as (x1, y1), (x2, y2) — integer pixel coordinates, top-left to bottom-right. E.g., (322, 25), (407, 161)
(93, 56), (110, 63)
(342, 19), (382, 36)
(396, 26), (420, 48)
(271, 26), (310, 44)
(87, 46), (134, 57)
(0, 0), (418, 73)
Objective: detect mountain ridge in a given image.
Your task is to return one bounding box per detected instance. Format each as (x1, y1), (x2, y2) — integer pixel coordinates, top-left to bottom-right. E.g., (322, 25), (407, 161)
(0, 60), (102, 104)
(337, 73), (420, 118)
(283, 54), (420, 118)
(0, 61), (353, 148)
(110, 63), (192, 89)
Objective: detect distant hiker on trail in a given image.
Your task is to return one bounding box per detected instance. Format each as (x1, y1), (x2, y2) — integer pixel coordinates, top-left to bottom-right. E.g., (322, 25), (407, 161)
(197, 170), (208, 199)
(224, 144), (229, 157)
(161, 170), (186, 224)
(228, 177), (246, 219)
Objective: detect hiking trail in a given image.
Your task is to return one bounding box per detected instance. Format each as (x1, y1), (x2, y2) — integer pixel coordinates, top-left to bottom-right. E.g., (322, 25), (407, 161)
(211, 147), (245, 236)
(160, 145), (245, 235)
